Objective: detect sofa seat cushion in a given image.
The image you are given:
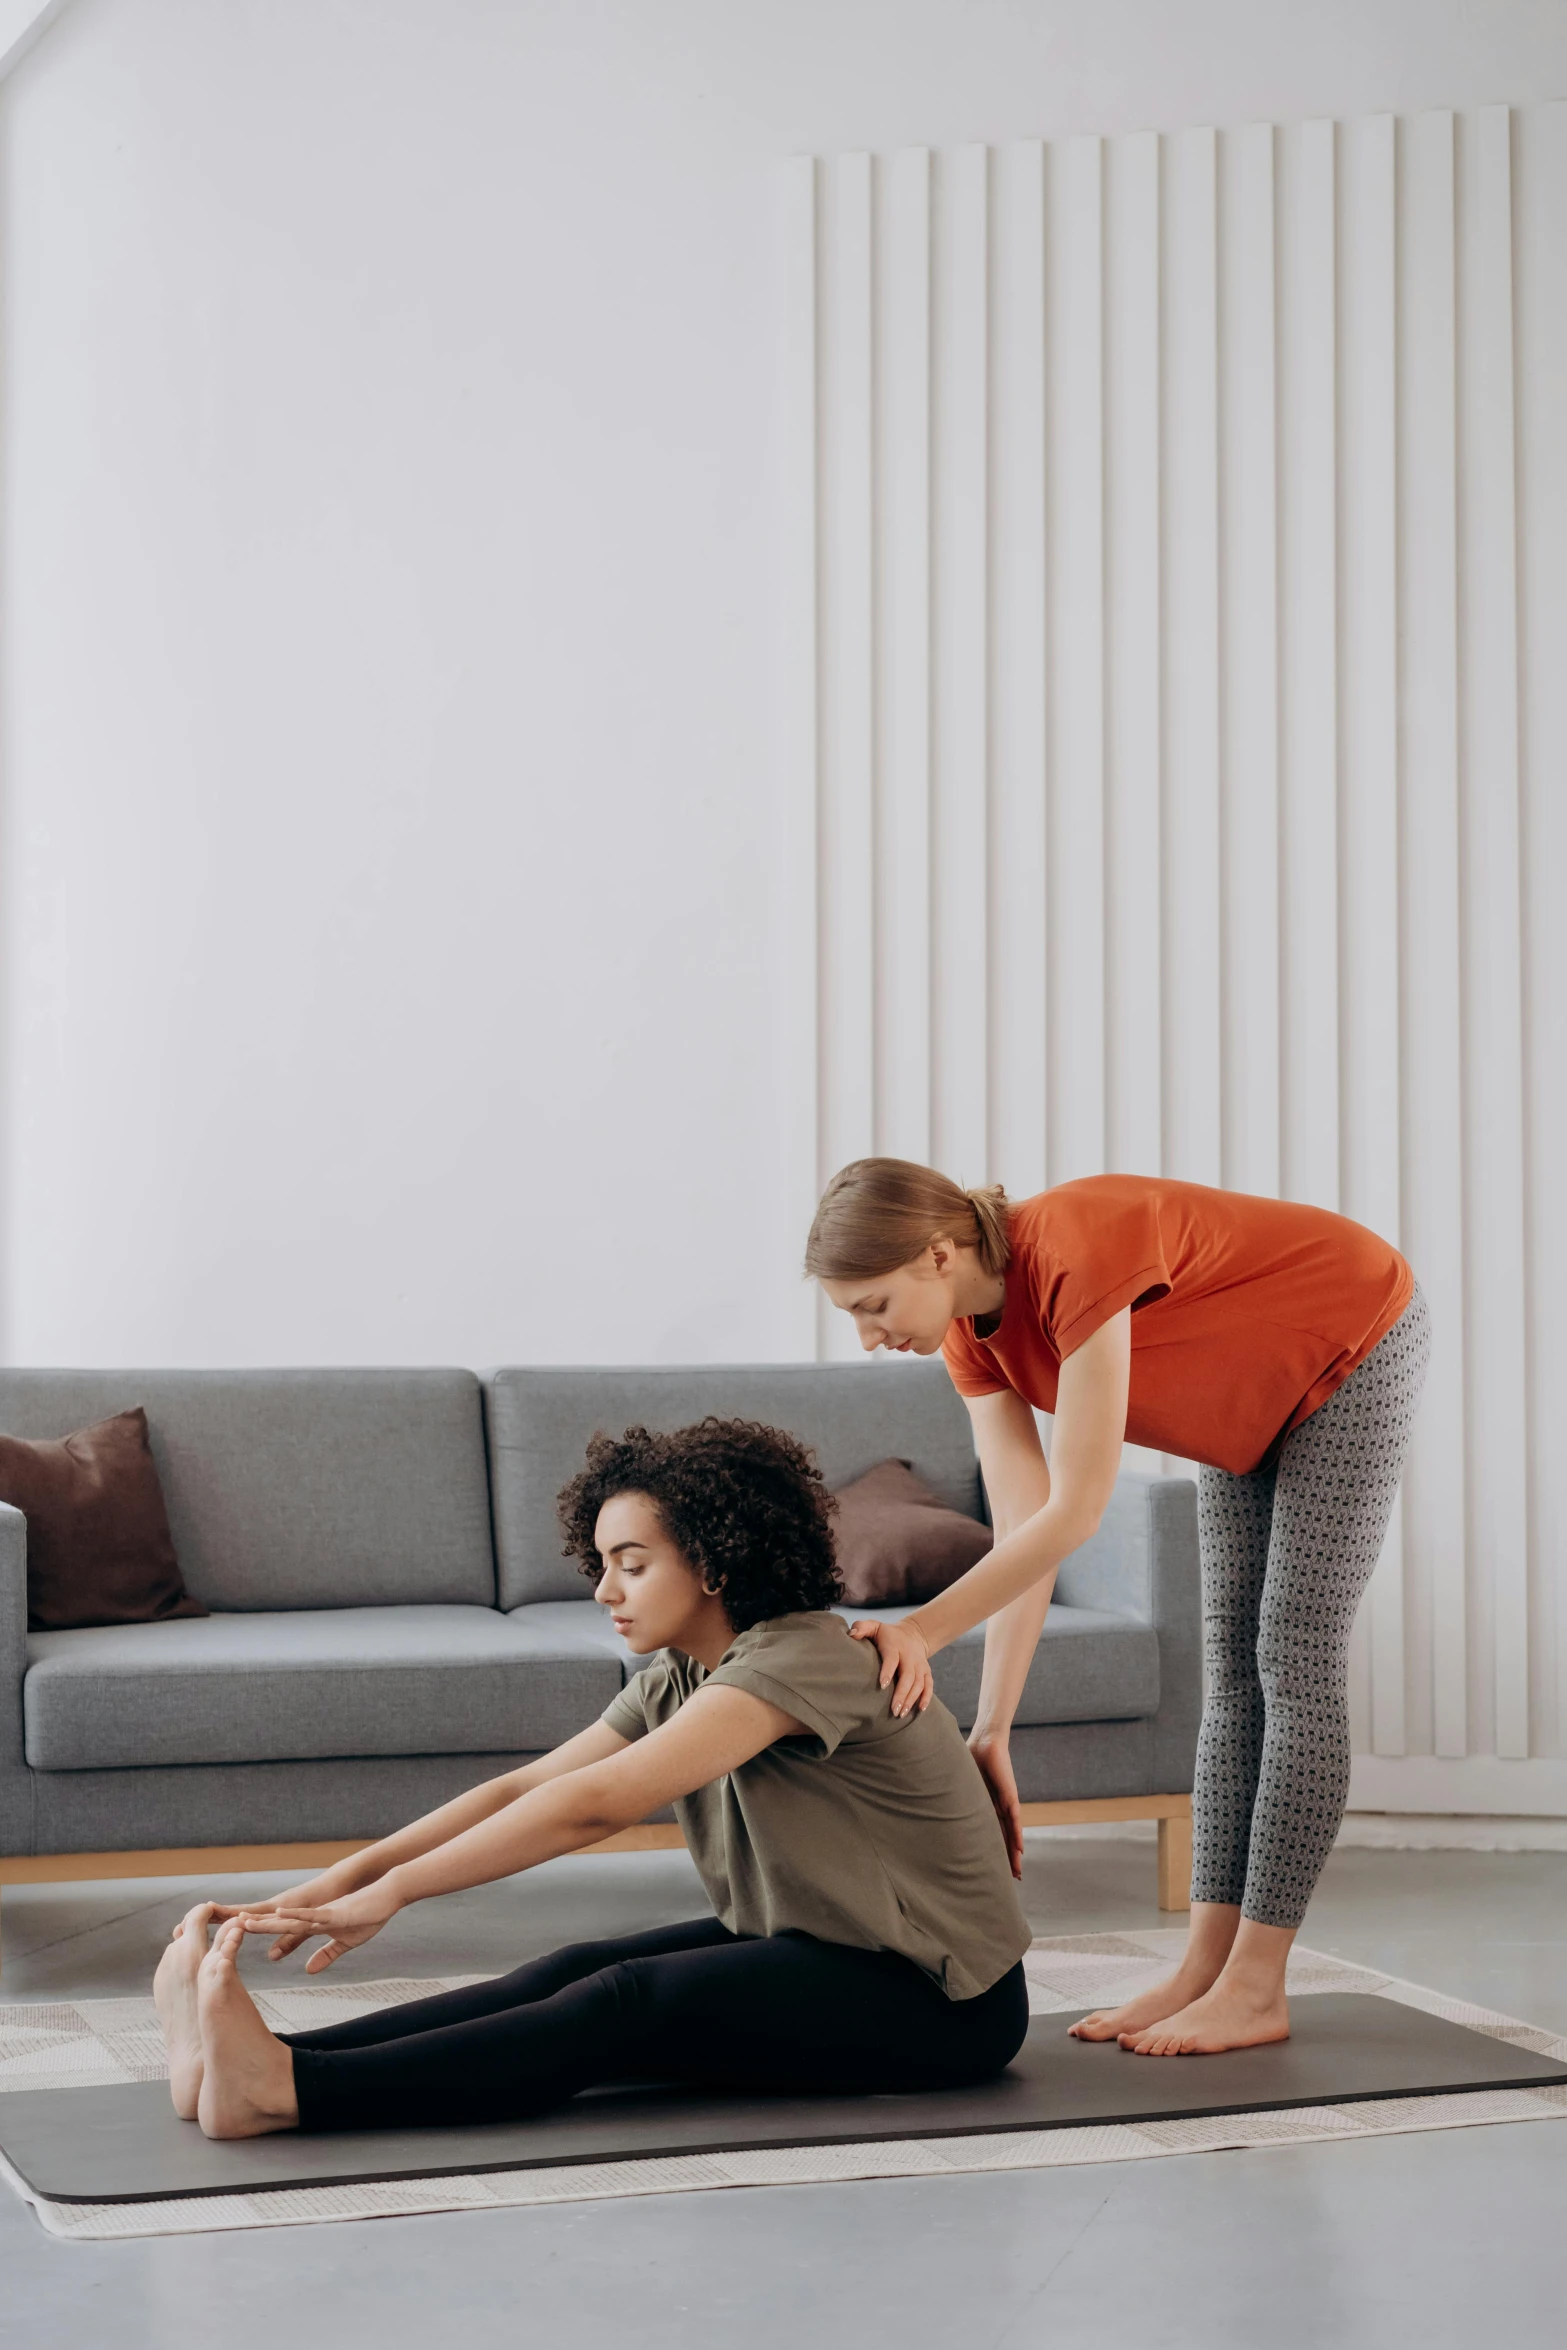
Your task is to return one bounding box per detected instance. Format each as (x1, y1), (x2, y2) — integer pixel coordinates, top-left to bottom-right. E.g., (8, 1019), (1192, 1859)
(24, 1605), (625, 1770)
(832, 1602), (1159, 1731)
(504, 1599), (638, 1666)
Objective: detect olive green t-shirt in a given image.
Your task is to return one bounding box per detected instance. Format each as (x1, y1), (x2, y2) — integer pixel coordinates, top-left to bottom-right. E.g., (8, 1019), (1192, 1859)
(600, 1611), (1030, 2002)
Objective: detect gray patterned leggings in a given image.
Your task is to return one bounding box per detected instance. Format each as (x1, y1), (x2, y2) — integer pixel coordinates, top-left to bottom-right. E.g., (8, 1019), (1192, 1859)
(1191, 1285), (1430, 1929)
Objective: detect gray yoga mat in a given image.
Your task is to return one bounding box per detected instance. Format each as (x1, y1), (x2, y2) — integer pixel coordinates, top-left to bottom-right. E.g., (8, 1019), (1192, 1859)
(3, 1995), (1564, 2205)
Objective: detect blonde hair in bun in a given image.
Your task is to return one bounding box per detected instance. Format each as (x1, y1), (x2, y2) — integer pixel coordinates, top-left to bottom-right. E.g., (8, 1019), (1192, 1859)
(804, 1158), (1012, 1281)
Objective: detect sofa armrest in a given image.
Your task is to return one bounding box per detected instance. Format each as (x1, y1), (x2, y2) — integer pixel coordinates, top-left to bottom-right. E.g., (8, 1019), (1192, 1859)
(0, 1502), (32, 1854)
(1053, 1471), (1201, 1794)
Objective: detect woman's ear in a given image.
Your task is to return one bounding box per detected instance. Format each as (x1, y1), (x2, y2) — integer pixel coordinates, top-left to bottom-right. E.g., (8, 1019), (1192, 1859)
(700, 1573), (728, 1598)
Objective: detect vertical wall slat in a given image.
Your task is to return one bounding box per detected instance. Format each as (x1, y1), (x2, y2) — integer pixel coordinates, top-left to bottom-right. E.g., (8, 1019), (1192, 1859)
(1274, 115), (1363, 1743)
(816, 155), (876, 1360)
(874, 148), (934, 1170)
(1459, 105), (1531, 1760)
(1515, 101), (1567, 1759)
(1161, 127), (1223, 1186)
(1218, 121), (1281, 1201)
(1277, 120), (1341, 1212)
(930, 144), (991, 1182)
(1339, 112), (1406, 1753)
(1104, 130), (1163, 1179)
(780, 156), (823, 1360)
(988, 141), (1049, 1194)
(1046, 136), (1107, 1186)
(1399, 109), (1468, 1757)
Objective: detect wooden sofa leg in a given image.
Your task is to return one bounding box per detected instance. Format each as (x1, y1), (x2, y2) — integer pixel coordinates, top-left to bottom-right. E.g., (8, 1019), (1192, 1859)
(1157, 1812), (1193, 1911)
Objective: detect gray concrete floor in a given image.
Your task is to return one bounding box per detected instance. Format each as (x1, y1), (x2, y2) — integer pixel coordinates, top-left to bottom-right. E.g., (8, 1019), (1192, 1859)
(2, 1836), (1565, 2349)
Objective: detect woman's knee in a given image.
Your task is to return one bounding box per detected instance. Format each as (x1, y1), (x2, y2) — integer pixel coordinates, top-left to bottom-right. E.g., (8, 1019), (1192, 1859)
(906, 1965), (1029, 2088)
(975, 1962), (1030, 2070)
(1255, 1630), (1351, 1713)
(491, 1935), (623, 1997)
(1200, 1652), (1267, 1707)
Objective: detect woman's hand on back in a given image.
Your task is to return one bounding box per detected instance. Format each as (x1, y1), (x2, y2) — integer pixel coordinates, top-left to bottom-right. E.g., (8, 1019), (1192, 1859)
(969, 1734), (1024, 1880)
(850, 1617), (934, 1717)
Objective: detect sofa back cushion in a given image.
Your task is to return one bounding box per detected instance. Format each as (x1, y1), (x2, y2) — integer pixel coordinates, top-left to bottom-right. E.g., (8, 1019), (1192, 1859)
(830, 1457), (993, 1608)
(487, 1361), (984, 1609)
(0, 1370), (495, 1610)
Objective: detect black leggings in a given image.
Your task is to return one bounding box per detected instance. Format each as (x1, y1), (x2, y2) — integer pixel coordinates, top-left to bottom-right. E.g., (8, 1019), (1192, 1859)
(283, 1918), (1029, 2134)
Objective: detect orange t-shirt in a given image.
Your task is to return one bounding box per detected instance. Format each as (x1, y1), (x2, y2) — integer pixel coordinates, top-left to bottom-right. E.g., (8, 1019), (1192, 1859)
(941, 1176), (1413, 1475)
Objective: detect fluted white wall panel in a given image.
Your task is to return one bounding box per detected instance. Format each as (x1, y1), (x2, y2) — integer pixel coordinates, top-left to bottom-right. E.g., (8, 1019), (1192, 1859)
(1160, 128), (1224, 1192)
(930, 146), (990, 1196)
(1103, 132), (1163, 1184)
(1398, 110), (1468, 1761)
(1459, 108), (1531, 1762)
(1276, 119), (1340, 1216)
(988, 140), (1048, 1200)
(815, 154), (876, 1218)
(1217, 122), (1280, 1207)
(1045, 137), (1106, 1189)
(1337, 113), (1406, 1758)
(794, 102), (1567, 1780)
(873, 147), (934, 1179)
(1515, 104), (1567, 1765)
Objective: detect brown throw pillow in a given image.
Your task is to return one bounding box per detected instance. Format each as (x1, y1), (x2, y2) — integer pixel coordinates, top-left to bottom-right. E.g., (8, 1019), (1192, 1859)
(831, 1458), (992, 1608)
(0, 1408), (207, 1632)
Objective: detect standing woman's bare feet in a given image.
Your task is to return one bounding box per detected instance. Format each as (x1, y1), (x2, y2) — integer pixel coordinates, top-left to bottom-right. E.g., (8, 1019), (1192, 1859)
(1104, 1915), (1298, 2055)
(154, 1902), (215, 2119)
(1070, 1904), (1298, 2051)
(1119, 1976), (1289, 2056)
(1070, 1962), (1223, 2043)
(196, 1921), (299, 2139)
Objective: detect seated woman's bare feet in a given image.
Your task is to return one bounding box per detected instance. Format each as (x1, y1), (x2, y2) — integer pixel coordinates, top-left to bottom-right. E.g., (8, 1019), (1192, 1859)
(1119, 1975), (1290, 2056)
(196, 1920), (299, 2139)
(154, 1902), (215, 2119)
(1070, 1968), (1220, 2043)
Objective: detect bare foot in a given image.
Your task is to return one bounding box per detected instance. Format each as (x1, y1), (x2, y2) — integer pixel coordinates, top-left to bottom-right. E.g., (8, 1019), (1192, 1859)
(1070, 1968), (1219, 2042)
(195, 1920), (299, 2139)
(1119, 1976), (1290, 2056)
(154, 1902), (214, 2118)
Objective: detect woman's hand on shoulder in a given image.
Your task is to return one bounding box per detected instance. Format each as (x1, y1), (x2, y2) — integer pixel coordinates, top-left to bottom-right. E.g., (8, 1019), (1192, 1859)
(849, 1617), (934, 1718)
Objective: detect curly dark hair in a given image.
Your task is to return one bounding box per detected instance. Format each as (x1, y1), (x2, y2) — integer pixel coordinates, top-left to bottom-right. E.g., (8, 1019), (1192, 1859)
(556, 1417), (843, 1632)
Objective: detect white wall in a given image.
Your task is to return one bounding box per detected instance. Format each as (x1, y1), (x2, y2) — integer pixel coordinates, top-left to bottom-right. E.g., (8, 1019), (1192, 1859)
(2, 0), (1565, 1375)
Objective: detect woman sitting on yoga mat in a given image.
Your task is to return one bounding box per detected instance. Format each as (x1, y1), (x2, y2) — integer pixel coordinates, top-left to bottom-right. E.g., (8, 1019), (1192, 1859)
(154, 1418), (1031, 2141)
(807, 1159), (1429, 2059)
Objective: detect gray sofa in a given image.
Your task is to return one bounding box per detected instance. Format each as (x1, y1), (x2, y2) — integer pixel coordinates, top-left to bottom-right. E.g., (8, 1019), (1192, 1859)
(0, 1362), (1199, 1910)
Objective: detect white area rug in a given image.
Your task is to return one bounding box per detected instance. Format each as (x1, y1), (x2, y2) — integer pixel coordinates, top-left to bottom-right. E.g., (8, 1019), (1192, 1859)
(2, 1933), (1563, 2240)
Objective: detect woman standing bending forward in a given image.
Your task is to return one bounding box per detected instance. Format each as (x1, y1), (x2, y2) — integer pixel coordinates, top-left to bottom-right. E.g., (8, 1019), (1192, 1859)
(808, 1161), (1428, 2058)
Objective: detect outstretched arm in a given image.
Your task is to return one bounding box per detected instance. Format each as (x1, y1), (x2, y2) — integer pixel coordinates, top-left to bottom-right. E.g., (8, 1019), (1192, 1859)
(961, 1391), (1055, 1878)
(919, 1307), (1130, 1642)
(208, 1722), (633, 1954)
(231, 1685), (802, 1970)
(855, 1309), (1132, 1722)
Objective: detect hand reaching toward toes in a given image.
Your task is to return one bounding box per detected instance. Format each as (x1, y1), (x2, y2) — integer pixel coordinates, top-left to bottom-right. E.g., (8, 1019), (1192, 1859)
(226, 1879), (405, 1973)
(209, 1867), (368, 1960)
